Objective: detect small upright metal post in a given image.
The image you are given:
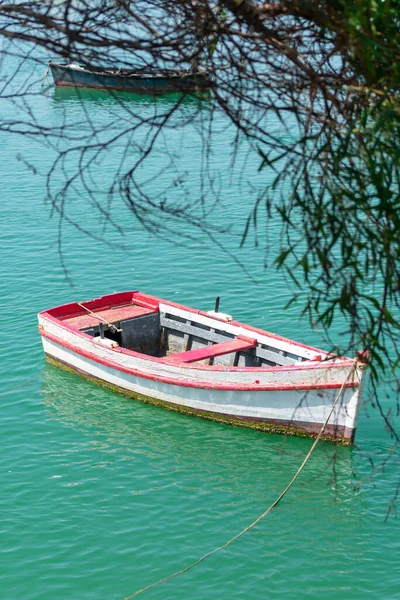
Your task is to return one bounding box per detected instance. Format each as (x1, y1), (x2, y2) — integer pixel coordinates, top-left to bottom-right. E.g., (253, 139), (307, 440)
(99, 322), (105, 339)
(215, 296), (220, 313)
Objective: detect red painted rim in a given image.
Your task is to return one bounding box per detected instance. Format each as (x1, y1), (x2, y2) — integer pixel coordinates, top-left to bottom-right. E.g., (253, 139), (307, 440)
(38, 291), (355, 371)
(40, 329), (358, 393)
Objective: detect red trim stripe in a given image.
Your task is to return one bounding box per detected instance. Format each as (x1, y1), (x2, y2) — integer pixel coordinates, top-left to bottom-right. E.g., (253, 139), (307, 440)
(40, 329), (358, 393)
(39, 312), (354, 374)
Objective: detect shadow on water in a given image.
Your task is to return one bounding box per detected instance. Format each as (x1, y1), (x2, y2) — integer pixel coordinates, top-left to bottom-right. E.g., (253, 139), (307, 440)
(51, 85), (211, 107)
(40, 362), (360, 504)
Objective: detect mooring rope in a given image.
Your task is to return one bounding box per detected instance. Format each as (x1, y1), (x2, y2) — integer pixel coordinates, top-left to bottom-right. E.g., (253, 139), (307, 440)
(77, 302), (121, 333)
(0, 376), (38, 397)
(124, 359), (359, 600)
(77, 302), (111, 324)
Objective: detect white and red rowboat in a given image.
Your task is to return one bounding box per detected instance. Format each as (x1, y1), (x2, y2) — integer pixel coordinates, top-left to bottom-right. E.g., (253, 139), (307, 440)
(38, 291), (368, 444)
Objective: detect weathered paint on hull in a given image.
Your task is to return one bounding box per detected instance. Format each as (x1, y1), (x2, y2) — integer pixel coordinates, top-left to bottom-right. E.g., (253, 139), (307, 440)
(45, 355), (354, 444)
(41, 335), (358, 444)
(50, 64), (210, 93)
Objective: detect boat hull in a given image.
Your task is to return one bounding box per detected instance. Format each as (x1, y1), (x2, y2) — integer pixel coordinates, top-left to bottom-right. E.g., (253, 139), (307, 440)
(40, 332), (363, 444)
(49, 63), (210, 93)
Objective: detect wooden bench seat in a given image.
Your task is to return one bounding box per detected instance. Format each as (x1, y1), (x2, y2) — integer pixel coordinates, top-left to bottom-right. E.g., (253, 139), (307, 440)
(163, 335), (257, 364)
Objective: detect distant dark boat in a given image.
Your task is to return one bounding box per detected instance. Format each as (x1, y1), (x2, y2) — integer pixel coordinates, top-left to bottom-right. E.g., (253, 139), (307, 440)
(48, 62), (211, 93)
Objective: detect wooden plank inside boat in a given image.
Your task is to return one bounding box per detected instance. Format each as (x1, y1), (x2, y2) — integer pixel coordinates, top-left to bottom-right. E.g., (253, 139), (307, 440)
(163, 336), (257, 363)
(62, 304), (156, 329)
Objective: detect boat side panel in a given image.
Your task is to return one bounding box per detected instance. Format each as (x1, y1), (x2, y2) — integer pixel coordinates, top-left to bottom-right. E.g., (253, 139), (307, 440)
(41, 336), (360, 434)
(44, 352), (355, 444)
(38, 317), (359, 388)
(50, 65), (210, 92)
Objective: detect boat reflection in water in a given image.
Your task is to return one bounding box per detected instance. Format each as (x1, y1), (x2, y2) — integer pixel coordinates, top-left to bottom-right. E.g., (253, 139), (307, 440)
(51, 85), (210, 107)
(41, 362), (360, 509)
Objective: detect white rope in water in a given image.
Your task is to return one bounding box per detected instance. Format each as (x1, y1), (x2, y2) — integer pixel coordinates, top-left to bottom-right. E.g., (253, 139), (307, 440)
(0, 377), (38, 397)
(42, 64), (50, 86)
(124, 359), (359, 600)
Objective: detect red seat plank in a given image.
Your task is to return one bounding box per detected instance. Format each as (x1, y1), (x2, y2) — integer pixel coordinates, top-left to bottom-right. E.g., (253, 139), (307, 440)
(164, 335), (257, 364)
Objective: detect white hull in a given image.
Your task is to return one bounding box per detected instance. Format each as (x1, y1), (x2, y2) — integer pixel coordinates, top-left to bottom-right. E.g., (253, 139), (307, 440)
(40, 328), (364, 443)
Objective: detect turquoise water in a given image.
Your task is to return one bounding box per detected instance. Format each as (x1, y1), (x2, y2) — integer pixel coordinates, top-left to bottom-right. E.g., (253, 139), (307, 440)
(1, 56), (399, 599)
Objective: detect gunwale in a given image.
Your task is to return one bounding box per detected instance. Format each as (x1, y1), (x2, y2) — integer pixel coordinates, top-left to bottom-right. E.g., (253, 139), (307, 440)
(38, 290), (355, 380)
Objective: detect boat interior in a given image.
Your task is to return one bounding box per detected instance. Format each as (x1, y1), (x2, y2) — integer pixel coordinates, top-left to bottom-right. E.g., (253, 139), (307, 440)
(108, 68), (199, 78)
(53, 292), (320, 368)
